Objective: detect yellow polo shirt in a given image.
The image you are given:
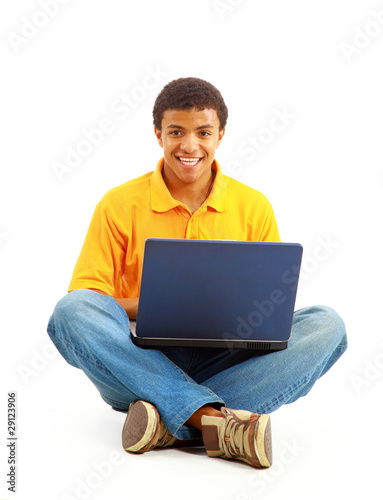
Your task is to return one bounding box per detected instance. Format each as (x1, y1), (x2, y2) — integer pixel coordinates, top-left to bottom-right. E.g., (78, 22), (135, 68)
(68, 158), (280, 298)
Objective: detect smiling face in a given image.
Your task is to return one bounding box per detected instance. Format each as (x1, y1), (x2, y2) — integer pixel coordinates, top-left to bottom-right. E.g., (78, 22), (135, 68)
(154, 108), (225, 191)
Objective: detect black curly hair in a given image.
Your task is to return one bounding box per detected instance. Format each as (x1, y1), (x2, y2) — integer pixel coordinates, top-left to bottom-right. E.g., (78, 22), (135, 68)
(153, 77), (228, 131)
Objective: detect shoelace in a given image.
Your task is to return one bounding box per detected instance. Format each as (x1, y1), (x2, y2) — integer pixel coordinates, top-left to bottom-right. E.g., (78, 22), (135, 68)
(220, 415), (246, 458)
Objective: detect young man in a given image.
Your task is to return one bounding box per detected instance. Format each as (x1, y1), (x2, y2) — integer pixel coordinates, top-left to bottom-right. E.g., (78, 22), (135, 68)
(47, 77), (347, 469)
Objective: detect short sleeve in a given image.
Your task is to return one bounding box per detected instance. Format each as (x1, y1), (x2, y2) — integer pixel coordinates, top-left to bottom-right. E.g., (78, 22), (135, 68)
(258, 203), (281, 242)
(68, 201), (126, 296)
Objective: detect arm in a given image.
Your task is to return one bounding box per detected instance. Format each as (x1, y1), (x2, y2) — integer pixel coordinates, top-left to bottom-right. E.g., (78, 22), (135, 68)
(89, 289), (139, 320)
(115, 297), (139, 320)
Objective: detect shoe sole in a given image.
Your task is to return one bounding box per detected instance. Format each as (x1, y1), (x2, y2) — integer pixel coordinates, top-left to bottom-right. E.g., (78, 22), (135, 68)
(122, 401), (159, 453)
(256, 414), (272, 467)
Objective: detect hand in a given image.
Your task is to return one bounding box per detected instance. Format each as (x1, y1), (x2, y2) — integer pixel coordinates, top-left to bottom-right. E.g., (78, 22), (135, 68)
(114, 297), (139, 320)
(88, 289), (139, 320)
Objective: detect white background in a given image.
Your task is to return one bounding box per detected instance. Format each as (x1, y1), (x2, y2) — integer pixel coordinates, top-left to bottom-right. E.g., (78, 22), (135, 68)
(1, 1), (382, 499)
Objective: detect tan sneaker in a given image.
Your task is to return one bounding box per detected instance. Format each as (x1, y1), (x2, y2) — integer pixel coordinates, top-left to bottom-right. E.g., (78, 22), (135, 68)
(201, 407), (272, 468)
(122, 400), (177, 453)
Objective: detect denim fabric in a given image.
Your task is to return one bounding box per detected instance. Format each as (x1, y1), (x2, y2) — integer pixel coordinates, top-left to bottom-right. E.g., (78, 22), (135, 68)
(47, 290), (347, 440)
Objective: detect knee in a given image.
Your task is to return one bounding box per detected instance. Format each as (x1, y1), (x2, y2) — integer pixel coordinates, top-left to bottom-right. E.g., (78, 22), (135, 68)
(48, 290), (106, 341)
(313, 305), (345, 330)
(316, 305), (347, 351)
(51, 289), (96, 322)
(295, 305), (347, 352)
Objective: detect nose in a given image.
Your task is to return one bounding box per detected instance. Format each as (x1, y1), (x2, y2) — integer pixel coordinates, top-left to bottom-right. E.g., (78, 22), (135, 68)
(180, 134), (199, 153)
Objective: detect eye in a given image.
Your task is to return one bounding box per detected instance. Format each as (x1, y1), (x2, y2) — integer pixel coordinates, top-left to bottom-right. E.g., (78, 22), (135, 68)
(169, 130), (182, 137)
(199, 131), (211, 137)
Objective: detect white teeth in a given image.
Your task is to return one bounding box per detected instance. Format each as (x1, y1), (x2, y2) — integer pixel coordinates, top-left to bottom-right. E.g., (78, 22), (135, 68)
(178, 157), (201, 165)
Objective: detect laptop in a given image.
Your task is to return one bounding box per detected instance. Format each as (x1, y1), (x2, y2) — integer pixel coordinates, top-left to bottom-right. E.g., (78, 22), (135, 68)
(130, 238), (302, 351)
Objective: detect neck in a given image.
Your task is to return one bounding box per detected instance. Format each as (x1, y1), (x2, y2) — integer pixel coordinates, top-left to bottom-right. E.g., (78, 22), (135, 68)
(162, 167), (215, 213)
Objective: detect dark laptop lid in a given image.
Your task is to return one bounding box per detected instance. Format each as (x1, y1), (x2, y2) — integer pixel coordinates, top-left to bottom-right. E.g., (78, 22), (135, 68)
(132, 239), (302, 349)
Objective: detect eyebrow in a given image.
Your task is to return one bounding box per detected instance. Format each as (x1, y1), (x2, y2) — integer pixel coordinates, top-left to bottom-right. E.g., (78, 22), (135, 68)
(166, 124), (215, 130)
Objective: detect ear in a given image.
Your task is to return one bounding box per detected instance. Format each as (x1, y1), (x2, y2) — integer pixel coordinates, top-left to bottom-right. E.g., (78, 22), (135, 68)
(154, 126), (163, 147)
(216, 128), (225, 148)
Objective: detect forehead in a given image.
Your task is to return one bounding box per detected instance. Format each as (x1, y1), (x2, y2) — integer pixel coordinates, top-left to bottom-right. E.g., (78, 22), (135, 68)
(161, 108), (220, 129)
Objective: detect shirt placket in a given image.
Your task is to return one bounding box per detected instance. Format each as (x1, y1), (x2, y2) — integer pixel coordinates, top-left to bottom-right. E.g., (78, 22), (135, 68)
(185, 203), (208, 238)
(185, 213), (199, 239)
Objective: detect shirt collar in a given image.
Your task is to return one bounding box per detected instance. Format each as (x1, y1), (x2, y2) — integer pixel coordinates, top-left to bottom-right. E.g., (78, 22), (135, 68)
(206, 159), (227, 212)
(150, 158), (227, 213)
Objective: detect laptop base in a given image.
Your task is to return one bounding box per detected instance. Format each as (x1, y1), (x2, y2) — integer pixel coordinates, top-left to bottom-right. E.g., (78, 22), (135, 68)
(130, 330), (287, 352)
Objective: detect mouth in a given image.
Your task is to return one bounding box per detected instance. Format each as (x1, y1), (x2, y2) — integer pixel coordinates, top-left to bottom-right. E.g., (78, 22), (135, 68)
(176, 156), (203, 169)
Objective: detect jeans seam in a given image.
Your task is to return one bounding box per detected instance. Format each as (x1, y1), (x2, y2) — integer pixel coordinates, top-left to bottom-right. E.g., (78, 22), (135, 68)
(337, 340), (348, 351)
(258, 334), (348, 414)
(55, 334), (113, 373)
(258, 375), (311, 414)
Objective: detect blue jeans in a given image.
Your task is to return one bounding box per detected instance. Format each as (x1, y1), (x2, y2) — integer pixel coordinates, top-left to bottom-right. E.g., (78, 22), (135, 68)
(47, 290), (347, 440)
